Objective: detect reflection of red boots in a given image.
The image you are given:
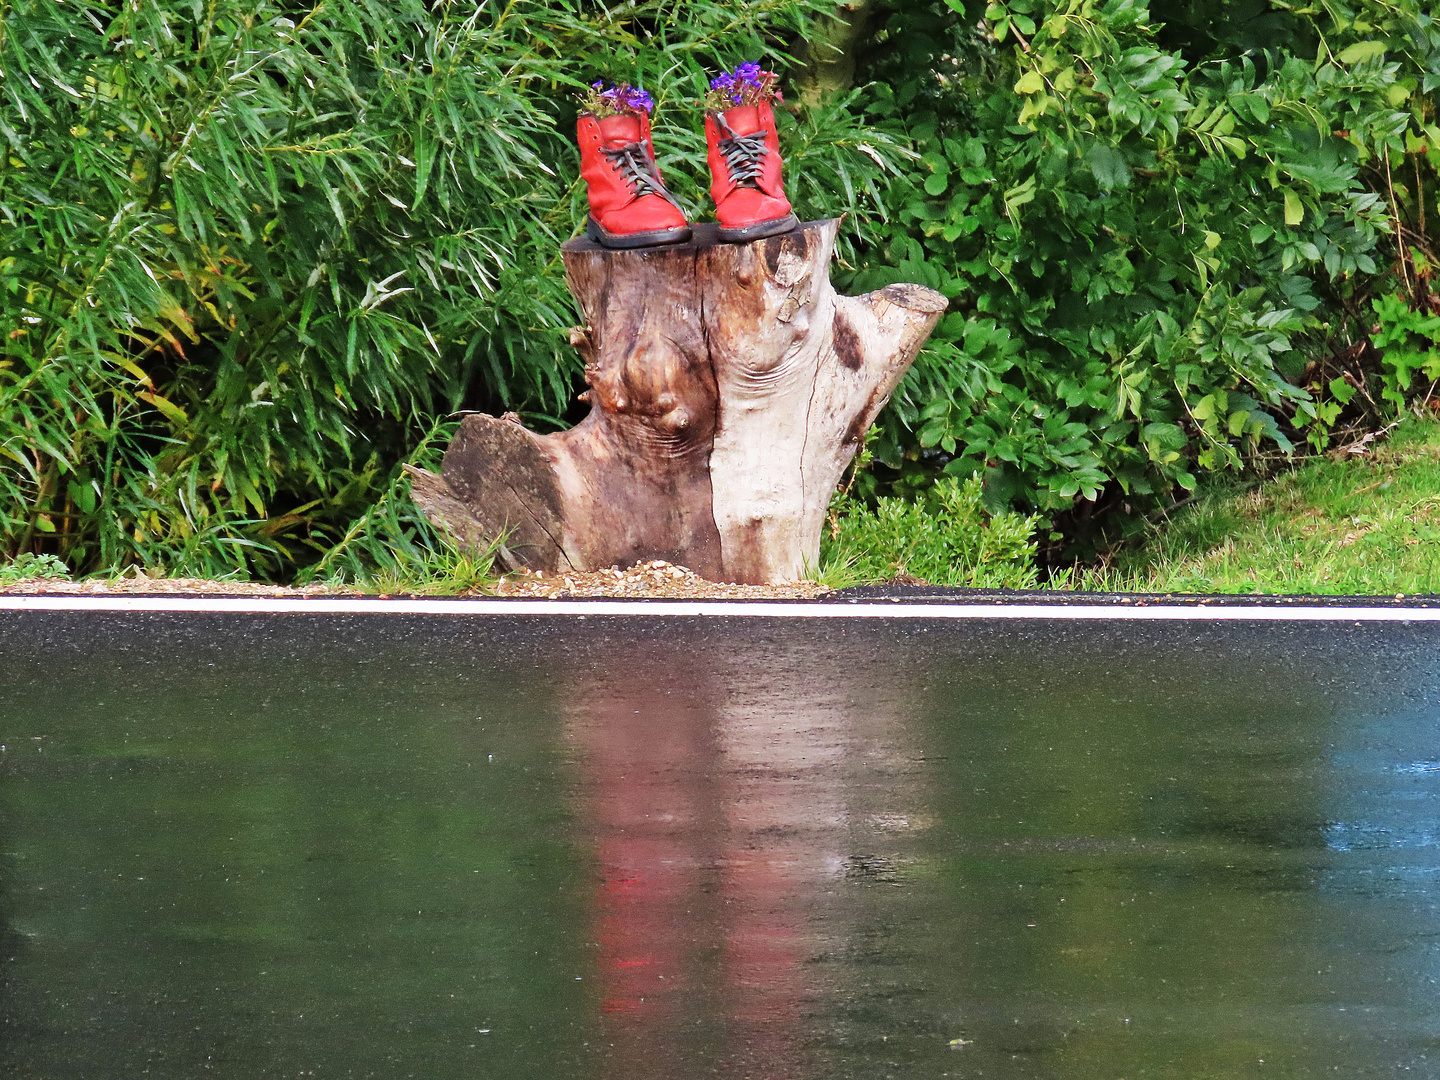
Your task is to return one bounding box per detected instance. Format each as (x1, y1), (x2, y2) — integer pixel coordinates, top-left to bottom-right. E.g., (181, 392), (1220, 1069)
(578, 112), (692, 249)
(705, 101), (797, 243)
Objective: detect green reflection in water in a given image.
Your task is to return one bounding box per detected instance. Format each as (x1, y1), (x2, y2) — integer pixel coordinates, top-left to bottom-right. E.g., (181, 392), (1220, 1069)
(1, 616), (1438, 1079)
(0, 617), (593, 1079)
(813, 625), (1440, 1080)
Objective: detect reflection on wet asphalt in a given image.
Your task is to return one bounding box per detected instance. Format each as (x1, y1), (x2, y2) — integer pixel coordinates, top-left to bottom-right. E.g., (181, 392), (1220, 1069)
(1, 613), (1439, 1078)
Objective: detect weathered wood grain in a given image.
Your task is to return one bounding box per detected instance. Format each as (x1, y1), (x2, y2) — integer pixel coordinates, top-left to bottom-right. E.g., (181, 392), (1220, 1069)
(408, 219), (945, 583)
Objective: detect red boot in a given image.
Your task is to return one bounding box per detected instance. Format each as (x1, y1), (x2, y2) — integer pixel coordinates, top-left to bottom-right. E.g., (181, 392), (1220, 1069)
(705, 100), (798, 243)
(578, 112), (691, 249)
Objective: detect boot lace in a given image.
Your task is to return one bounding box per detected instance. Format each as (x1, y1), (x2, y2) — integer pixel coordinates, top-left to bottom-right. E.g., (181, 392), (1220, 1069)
(601, 141), (682, 209)
(715, 114), (768, 188)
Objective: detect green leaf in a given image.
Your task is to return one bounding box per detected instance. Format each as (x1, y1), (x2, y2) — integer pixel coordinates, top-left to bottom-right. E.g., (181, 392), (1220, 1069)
(136, 391), (190, 427)
(1283, 188), (1304, 226)
(67, 480), (97, 514)
(1337, 41), (1387, 65)
(1088, 144), (1131, 191)
(1002, 175), (1037, 219)
(1014, 70), (1045, 94)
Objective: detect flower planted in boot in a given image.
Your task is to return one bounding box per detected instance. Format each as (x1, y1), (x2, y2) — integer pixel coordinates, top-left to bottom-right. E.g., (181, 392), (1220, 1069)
(578, 82), (690, 249)
(704, 64), (797, 243)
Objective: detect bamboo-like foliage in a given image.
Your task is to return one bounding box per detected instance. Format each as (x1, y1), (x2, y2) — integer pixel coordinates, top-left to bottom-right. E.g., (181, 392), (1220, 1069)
(0, 0), (898, 578)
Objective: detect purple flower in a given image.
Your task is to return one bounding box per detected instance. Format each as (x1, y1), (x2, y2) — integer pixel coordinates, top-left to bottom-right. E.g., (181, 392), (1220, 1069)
(706, 62), (778, 109)
(592, 80), (604, 89)
(625, 87), (653, 111)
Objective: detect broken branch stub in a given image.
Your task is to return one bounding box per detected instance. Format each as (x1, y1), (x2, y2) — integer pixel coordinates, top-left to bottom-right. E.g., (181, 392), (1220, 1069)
(408, 219), (945, 584)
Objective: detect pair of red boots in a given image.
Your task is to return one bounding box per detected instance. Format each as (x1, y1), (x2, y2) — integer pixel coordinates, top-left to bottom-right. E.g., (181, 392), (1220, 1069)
(578, 101), (796, 249)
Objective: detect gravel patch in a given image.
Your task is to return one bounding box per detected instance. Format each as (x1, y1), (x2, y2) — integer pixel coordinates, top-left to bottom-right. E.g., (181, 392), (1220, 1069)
(0, 576), (360, 597)
(5, 567), (1434, 606)
(0, 561), (825, 601)
(493, 561), (825, 600)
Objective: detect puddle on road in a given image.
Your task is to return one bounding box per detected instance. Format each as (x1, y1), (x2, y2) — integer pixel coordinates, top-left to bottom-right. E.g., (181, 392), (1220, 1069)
(1, 613), (1438, 1078)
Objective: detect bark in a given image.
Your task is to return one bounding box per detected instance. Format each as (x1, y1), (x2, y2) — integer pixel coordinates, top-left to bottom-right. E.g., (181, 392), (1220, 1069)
(790, 0), (880, 106)
(409, 219), (945, 584)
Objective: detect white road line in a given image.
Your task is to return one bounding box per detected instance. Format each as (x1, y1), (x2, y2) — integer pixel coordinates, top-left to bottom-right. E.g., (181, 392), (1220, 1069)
(0, 595), (1436, 621)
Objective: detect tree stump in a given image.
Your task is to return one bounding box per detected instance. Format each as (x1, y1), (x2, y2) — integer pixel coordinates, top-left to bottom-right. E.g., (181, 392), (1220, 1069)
(408, 218), (946, 584)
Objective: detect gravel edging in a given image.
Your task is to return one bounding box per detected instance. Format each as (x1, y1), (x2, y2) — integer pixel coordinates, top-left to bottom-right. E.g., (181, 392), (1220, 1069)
(3, 576), (1438, 607)
(0, 561), (825, 601)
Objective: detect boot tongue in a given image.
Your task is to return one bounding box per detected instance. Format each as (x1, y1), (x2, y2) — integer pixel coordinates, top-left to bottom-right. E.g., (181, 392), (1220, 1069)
(598, 113), (643, 148)
(720, 106), (762, 136)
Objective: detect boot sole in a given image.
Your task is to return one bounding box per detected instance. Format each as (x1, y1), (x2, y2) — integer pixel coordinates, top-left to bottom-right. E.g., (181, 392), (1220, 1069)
(717, 214), (799, 244)
(586, 217), (692, 249)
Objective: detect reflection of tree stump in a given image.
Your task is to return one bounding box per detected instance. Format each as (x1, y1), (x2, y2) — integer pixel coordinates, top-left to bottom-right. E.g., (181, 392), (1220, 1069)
(408, 218), (945, 584)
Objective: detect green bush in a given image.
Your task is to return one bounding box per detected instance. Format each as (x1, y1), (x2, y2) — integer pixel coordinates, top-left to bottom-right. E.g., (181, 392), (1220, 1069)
(1372, 292), (1440, 411)
(821, 475), (1040, 588)
(841, 0), (1440, 537)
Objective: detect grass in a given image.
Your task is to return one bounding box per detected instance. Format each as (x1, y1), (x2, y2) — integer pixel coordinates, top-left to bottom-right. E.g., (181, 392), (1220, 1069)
(350, 542), (500, 596)
(6, 419), (1440, 597)
(1067, 415), (1440, 595)
(0, 539), (500, 595)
